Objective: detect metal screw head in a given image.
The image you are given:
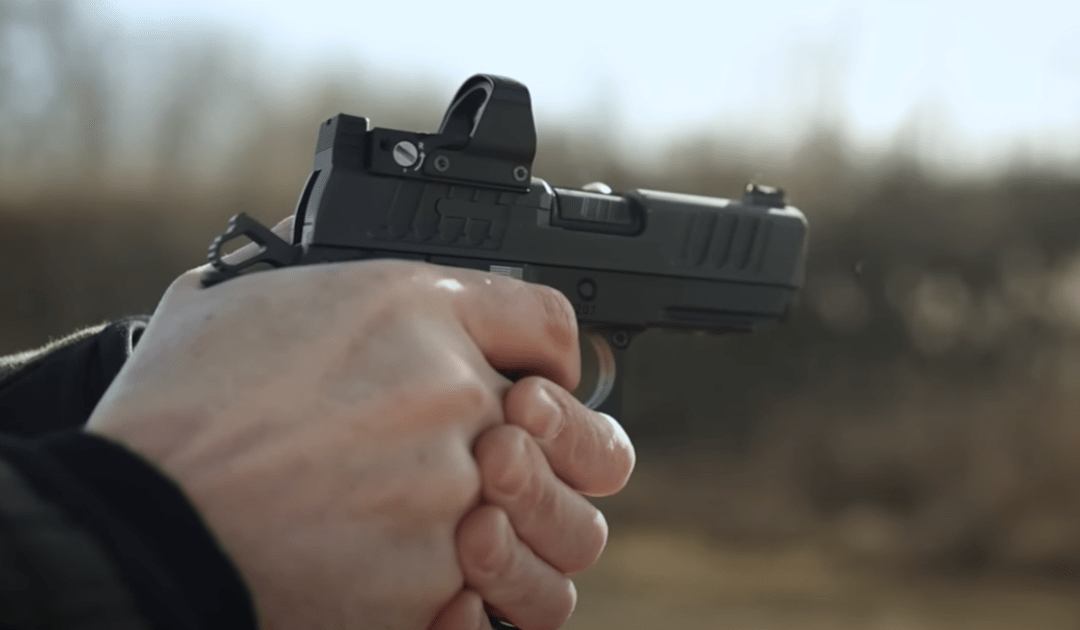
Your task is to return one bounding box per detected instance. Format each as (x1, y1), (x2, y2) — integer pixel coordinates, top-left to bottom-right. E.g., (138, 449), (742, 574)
(611, 330), (630, 349)
(392, 141), (419, 167)
(577, 278), (597, 301)
(433, 155), (451, 172)
(513, 165), (529, 182)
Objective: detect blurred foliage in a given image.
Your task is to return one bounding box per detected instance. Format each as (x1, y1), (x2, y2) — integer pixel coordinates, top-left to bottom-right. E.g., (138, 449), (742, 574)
(4, 0), (1080, 603)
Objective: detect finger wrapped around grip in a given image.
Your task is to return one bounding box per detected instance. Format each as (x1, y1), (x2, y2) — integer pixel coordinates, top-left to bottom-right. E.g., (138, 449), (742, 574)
(474, 424), (608, 575)
(429, 589), (488, 630)
(457, 505), (576, 630)
(438, 270), (581, 392)
(503, 376), (635, 497)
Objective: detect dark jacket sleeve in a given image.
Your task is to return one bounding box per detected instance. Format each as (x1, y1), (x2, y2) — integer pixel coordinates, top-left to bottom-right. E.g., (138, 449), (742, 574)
(0, 319), (258, 630)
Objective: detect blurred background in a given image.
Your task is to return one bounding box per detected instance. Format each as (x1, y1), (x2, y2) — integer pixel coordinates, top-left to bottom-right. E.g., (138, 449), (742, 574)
(3, 0), (1080, 627)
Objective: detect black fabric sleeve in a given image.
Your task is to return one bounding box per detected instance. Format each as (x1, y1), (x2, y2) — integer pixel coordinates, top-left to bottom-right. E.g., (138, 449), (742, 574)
(0, 451), (151, 630)
(0, 317), (148, 437)
(0, 432), (256, 630)
(0, 320), (258, 630)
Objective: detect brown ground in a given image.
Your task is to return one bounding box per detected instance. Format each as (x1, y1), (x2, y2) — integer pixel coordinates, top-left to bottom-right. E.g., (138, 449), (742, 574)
(568, 526), (1080, 630)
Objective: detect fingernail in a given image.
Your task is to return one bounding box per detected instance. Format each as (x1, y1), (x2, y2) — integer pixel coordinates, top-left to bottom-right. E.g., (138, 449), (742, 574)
(533, 386), (565, 441)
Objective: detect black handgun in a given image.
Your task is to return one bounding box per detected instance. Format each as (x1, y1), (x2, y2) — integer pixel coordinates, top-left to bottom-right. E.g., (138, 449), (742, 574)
(201, 73), (807, 630)
(201, 73), (808, 423)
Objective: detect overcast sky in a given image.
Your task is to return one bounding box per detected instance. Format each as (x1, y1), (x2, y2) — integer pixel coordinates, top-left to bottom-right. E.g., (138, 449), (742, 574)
(96, 0), (1080, 172)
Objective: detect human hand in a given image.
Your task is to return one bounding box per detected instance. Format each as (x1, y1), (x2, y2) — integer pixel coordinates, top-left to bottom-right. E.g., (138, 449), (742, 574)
(86, 217), (583, 630)
(434, 376), (635, 630)
(440, 179), (635, 630)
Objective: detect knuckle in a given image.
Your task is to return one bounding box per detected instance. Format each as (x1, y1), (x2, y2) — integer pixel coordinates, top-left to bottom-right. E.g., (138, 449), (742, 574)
(549, 390), (581, 444)
(453, 380), (500, 418)
(426, 357), (502, 417)
(480, 427), (532, 500)
(460, 507), (515, 582)
(518, 375), (550, 400)
(511, 377), (563, 439)
(403, 375), (502, 437)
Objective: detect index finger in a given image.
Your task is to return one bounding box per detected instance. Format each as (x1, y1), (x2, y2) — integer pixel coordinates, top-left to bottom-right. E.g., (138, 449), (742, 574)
(427, 266), (582, 393)
(503, 375), (635, 497)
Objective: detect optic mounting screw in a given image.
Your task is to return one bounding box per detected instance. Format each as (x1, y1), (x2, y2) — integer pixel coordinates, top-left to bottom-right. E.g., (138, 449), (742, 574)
(611, 331), (630, 349)
(433, 155), (451, 172)
(392, 141), (419, 167)
(513, 165), (529, 182)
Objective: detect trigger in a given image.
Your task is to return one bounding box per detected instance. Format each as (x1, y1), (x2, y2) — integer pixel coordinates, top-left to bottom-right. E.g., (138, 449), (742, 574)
(573, 332), (617, 411)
